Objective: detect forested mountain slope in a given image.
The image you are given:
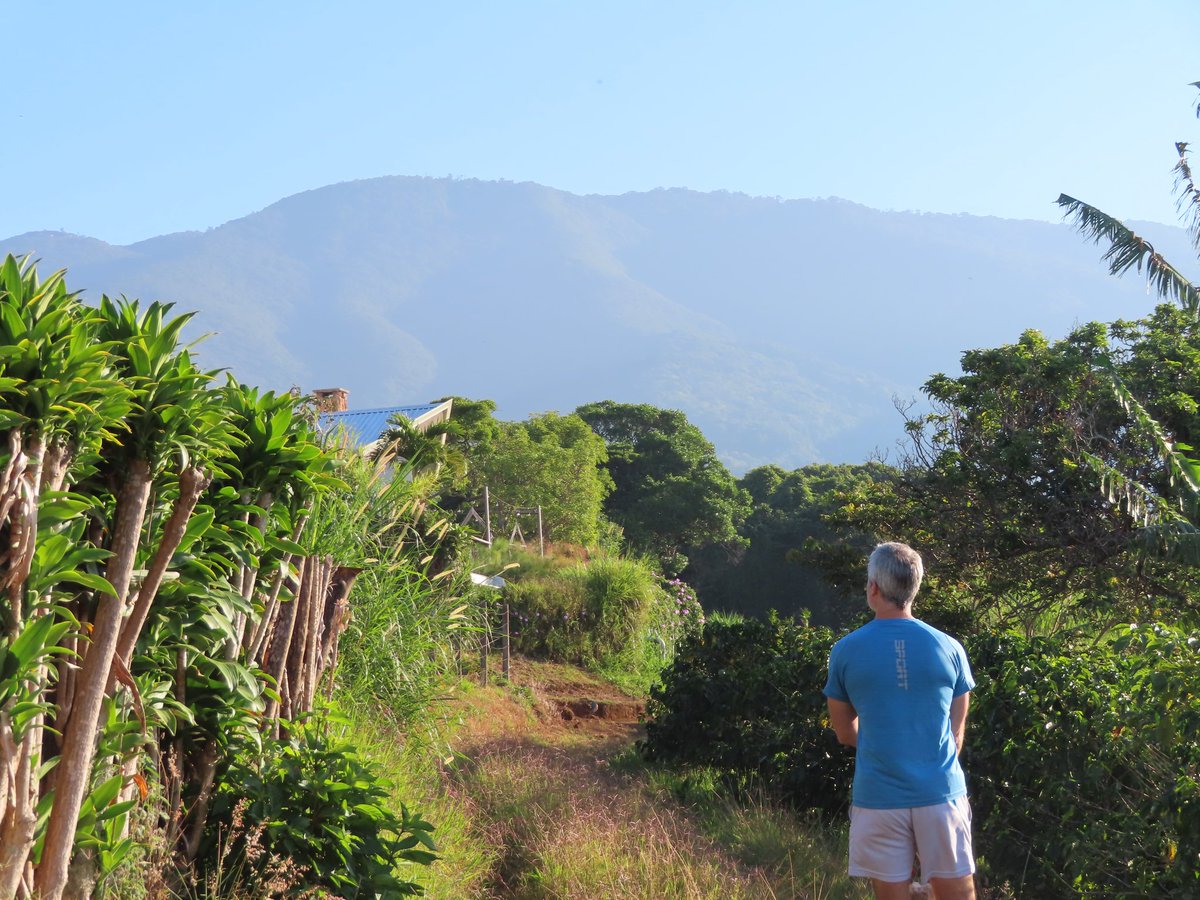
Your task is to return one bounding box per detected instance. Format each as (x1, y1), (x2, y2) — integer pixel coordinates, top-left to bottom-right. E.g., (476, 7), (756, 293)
(3, 177), (1187, 469)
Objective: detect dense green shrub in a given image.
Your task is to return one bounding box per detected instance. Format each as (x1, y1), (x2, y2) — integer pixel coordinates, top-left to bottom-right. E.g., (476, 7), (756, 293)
(200, 716), (437, 898)
(640, 615), (850, 817)
(641, 614), (1200, 897)
(507, 557), (660, 664)
(503, 555), (700, 690)
(965, 625), (1200, 897)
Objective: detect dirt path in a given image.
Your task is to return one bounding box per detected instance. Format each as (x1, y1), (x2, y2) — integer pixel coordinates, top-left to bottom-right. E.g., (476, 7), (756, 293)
(440, 659), (805, 899)
(454, 658), (647, 742)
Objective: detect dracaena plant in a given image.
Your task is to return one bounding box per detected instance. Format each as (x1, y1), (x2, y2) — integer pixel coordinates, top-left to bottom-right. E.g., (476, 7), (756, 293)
(36, 295), (237, 900)
(213, 382), (342, 662)
(0, 256), (130, 899)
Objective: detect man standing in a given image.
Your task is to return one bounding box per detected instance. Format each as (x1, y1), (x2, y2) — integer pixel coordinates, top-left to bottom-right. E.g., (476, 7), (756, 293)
(823, 542), (976, 900)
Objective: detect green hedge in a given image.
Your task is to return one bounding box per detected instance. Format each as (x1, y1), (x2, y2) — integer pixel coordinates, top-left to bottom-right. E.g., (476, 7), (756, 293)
(641, 617), (1200, 897)
(640, 614), (849, 817)
(965, 626), (1200, 896)
(504, 557), (703, 691)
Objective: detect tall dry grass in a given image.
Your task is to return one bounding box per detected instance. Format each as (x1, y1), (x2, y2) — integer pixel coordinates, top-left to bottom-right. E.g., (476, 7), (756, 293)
(446, 727), (872, 900)
(451, 737), (772, 898)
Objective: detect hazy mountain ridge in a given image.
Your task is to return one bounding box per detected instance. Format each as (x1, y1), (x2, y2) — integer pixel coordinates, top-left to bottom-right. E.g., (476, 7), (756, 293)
(3, 176), (1188, 470)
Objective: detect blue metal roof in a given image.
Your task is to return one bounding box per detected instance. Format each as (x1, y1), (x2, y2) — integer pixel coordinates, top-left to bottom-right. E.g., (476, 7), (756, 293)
(318, 403), (441, 446)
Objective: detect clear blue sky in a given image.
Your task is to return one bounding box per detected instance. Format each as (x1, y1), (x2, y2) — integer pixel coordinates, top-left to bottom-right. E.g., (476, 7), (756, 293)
(7, 1), (1199, 245)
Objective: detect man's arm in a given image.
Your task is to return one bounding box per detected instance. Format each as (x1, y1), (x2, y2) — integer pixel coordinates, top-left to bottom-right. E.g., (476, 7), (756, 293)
(827, 697), (858, 748)
(950, 691), (970, 754)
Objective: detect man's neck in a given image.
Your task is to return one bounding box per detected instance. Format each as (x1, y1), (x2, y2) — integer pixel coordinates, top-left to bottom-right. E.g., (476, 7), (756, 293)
(866, 581), (916, 620)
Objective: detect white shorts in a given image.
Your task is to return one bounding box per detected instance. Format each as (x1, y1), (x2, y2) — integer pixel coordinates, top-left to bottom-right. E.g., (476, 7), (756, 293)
(848, 796), (975, 883)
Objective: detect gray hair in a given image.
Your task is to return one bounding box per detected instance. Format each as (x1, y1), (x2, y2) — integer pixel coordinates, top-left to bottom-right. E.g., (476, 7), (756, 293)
(867, 542), (923, 608)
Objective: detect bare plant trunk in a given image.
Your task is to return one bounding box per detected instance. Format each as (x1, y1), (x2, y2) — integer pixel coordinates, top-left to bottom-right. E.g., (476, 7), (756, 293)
(263, 556), (308, 721)
(0, 433), (49, 900)
(246, 513), (308, 662)
(115, 466), (211, 667)
(283, 560), (316, 719)
(62, 848), (97, 900)
(225, 494), (254, 660)
(163, 650), (188, 849)
(246, 558), (289, 662)
(109, 466), (209, 849)
(299, 557), (331, 714)
(180, 738), (220, 861)
(49, 603), (86, 750)
(40, 441), (71, 495)
(314, 566), (361, 705)
(36, 459), (153, 900)
(0, 711), (36, 900)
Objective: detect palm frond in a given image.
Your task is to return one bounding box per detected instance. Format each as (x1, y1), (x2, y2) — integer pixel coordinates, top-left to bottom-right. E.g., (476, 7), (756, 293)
(1105, 364), (1200, 499)
(1137, 520), (1200, 565)
(1080, 448), (1182, 528)
(1057, 194), (1200, 314)
(1077, 363), (1200, 566)
(1077, 363), (1200, 560)
(1174, 142), (1200, 254)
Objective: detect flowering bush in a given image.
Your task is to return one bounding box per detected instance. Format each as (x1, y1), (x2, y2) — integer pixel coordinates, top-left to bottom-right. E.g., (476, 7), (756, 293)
(650, 579), (706, 649)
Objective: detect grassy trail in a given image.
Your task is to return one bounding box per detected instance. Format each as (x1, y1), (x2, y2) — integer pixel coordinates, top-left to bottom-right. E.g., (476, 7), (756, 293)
(422, 658), (868, 900)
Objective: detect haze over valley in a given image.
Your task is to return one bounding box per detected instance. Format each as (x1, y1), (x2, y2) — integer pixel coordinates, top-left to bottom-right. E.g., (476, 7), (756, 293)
(4, 176), (1188, 470)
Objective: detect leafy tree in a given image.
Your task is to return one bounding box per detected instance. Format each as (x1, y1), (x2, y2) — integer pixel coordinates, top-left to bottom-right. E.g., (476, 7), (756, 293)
(684, 462), (892, 627)
(1009, 82), (1200, 603)
(435, 395), (501, 454)
(0, 258), (132, 895)
(39, 296), (239, 899)
(373, 411), (467, 487)
(0, 257), (442, 896)
(1050, 90), (1200, 567)
(470, 412), (612, 546)
(819, 318), (1200, 633)
(816, 87), (1200, 634)
(576, 401), (749, 570)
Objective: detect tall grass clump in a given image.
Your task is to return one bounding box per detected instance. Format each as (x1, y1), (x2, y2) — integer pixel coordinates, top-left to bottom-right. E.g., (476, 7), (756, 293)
(613, 751), (869, 900)
(504, 553), (703, 692)
(307, 447), (472, 723)
(334, 703), (497, 898)
(471, 537), (578, 581)
(448, 738), (778, 899)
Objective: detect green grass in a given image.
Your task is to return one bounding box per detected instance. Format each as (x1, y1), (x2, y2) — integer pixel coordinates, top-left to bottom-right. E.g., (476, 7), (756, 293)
(402, 661), (874, 900)
(470, 538), (581, 582)
(444, 735), (777, 898)
(706, 608), (749, 627)
(611, 750), (871, 900)
(337, 700), (496, 898)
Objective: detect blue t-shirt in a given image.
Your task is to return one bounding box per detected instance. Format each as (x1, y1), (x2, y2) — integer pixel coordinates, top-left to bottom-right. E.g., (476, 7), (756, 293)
(823, 618), (974, 809)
